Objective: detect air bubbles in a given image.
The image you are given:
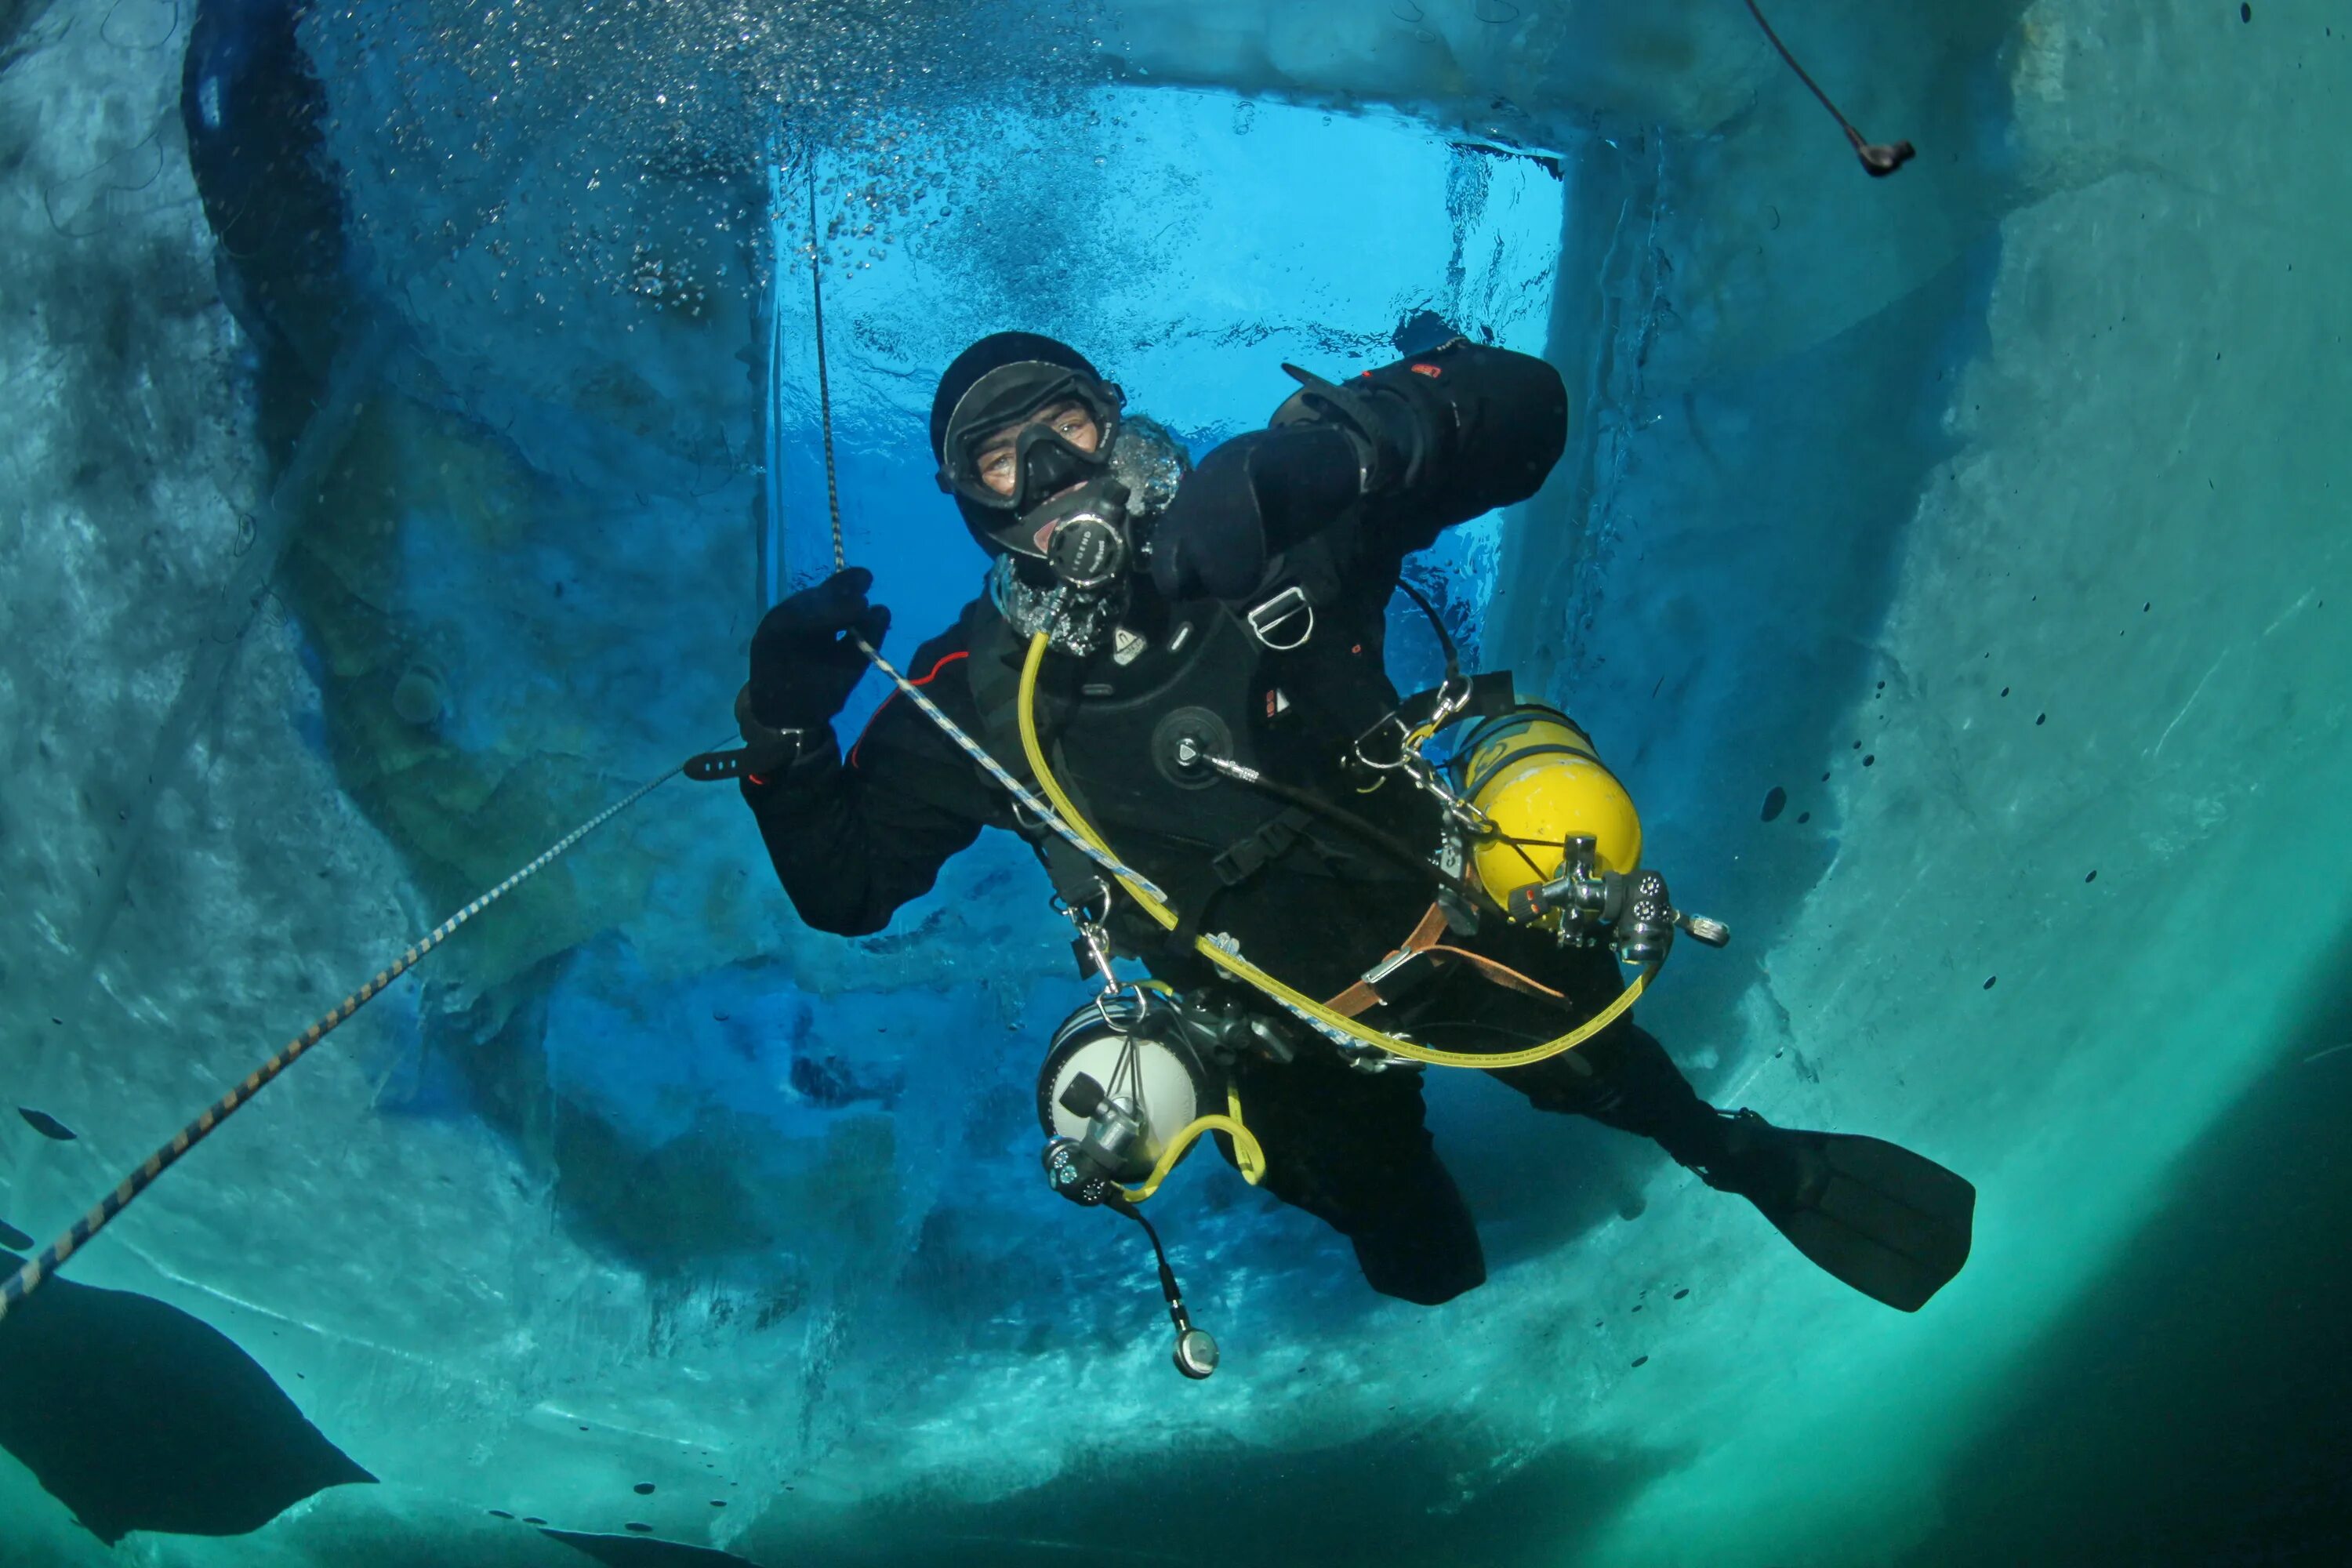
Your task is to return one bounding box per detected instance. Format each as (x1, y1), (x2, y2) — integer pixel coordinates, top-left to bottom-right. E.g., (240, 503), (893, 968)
(392, 665), (448, 726)
(318, 0), (1123, 314)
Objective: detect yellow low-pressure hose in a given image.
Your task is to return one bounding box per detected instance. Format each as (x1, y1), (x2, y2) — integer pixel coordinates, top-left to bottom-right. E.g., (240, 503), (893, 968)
(1119, 1102), (1265, 1203)
(1016, 633), (1652, 1073)
(1226, 1083), (1261, 1182)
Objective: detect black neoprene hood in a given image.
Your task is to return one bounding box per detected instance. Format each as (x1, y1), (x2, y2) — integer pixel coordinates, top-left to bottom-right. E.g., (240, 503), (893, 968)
(931, 331), (1124, 554)
(928, 331), (1105, 463)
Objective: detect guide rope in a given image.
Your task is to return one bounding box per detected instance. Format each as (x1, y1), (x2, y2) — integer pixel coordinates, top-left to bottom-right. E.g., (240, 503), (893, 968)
(808, 156), (845, 575)
(1, 767), (681, 1323)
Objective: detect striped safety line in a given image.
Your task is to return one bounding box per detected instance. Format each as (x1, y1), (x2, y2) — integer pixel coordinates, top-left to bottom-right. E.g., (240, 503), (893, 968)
(0, 765), (680, 1322)
(850, 636), (1169, 908)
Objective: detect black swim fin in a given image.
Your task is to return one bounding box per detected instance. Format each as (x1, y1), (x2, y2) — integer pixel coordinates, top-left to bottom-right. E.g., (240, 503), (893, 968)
(1695, 1109), (1976, 1312)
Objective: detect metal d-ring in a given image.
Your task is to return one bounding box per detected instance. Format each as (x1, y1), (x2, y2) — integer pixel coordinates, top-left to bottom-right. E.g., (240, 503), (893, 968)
(1349, 712), (1417, 775)
(1091, 991), (1130, 1035)
(1245, 586), (1315, 651)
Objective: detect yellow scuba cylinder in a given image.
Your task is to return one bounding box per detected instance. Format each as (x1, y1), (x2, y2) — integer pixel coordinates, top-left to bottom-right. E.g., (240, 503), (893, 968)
(1450, 705), (1642, 925)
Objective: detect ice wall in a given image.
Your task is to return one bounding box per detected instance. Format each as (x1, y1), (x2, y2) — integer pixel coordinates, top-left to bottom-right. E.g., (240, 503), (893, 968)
(1488, 4), (2352, 1562)
(2, 2), (2347, 1566)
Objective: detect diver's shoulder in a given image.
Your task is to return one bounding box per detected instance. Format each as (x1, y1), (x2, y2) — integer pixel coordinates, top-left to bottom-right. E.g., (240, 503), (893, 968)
(949, 592), (1004, 646)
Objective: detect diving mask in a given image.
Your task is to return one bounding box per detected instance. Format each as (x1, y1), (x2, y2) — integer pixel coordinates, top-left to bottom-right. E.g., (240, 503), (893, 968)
(936, 360), (1127, 554)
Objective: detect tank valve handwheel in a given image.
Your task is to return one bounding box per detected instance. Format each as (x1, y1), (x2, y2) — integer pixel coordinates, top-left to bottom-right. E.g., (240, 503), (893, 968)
(1512, 836), (1616, 946)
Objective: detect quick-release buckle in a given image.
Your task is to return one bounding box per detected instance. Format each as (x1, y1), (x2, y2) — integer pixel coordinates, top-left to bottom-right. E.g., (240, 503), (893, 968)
(1244, 585), (1315, 651)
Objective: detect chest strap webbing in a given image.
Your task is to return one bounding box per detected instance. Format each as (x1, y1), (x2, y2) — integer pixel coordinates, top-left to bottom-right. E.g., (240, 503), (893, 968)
(1323, 903), (1568, 1019)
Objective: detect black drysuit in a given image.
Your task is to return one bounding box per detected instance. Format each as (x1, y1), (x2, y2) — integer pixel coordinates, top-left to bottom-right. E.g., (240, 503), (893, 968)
(745, 342), (1723, 1305)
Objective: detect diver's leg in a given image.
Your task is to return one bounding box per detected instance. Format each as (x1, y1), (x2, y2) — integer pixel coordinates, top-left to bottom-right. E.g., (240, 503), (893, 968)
(1497, 1014), (1727, 1167)
(1486, 949), (1731, 1171)
(1381, 926), (1729, 1160)
(1483, 963), (1974, 1310)
(1222, 1049), (1486, 1306)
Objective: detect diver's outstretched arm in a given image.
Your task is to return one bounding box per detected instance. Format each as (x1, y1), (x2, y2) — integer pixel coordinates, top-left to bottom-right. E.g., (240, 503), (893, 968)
(1151, 339), (1569, 601)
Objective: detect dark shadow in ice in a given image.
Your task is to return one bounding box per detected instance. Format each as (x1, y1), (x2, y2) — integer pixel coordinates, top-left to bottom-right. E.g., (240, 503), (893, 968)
(0, 1253), (373, 1544)
(543, 1526), (766, 1566)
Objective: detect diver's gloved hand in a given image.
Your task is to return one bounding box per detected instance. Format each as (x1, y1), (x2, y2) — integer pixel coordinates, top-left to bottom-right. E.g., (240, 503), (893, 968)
(1271, 366), (1441, 498)
(1150, 425), (1361, 601)
(747, 567), (891, 731)
(1276, 343), (1569, 535)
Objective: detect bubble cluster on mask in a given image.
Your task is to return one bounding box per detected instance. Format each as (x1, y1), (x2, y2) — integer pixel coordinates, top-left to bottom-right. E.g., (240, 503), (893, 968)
(1108, 415), (1190, 517)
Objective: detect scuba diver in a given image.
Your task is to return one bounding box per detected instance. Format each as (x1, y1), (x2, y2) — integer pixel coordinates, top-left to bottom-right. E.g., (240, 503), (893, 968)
(737, 330), (1974, 1320)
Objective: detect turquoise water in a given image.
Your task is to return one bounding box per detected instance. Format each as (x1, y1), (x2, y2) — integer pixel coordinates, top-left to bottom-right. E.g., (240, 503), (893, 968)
(1, 2), (2347, 1563)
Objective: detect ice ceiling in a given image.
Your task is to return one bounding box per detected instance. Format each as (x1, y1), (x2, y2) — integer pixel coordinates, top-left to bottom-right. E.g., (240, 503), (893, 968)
(2, 2), (2347, 1565)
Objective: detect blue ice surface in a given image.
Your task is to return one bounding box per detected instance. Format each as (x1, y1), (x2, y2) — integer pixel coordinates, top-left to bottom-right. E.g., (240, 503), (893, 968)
(16, 5), (2340, 1560)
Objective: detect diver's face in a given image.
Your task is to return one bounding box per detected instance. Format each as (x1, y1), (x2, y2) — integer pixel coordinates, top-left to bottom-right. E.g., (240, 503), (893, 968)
(976, 400), (1102, 498)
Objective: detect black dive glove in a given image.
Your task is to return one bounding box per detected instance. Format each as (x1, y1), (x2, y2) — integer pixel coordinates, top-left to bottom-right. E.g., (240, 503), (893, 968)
(1150, 424), (1362, 601)
(1272, 342), (1568, 534)
(748, 567), (891, 731)
(1270, 361), (1443, 496)
(1150, 344), (1567, 603)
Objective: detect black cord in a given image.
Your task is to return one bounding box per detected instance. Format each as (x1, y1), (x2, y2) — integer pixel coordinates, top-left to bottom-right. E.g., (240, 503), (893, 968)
(1742, 0), (1916, 176)
(1396, 577), (1460, 685)
(1121, 1202), (1185, 1305)
(1219, 768), (1477, 904)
